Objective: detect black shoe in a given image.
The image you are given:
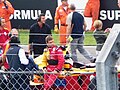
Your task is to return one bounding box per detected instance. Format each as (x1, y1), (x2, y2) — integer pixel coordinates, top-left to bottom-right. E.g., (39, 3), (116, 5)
(91, 58), (96, 63)
(73, 62), (86, 68)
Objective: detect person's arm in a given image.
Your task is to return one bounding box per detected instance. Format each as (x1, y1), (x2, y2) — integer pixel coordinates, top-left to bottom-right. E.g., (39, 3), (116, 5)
(100, 31), (107, 42)
(28, 26), (34, 55)
(47, 25), (52, 35)
(0, 40), (10, 67)
(19, 48), (29, 65)
(5, 1), (14, 14)
(54, 7), (60, 33)
(42, 50), (48, 69)
(54, 7), (60, 25)
(55, 48), (64, 72)
(28, 44), (33, 55)
(83, 20), (87, 31)
(66, 13), (73, 38)
(0, 43), (10, 66)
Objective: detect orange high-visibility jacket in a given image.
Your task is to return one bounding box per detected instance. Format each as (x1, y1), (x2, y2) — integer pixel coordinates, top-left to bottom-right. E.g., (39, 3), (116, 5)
(55, 5), (70, 25)
(54, 5), (70, 45)
(0, 1), (14, 31)
(84, 0), (100, 31)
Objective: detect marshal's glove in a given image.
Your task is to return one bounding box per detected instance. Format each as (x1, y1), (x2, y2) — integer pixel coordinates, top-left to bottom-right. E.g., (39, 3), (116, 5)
(66, 36), (73, 43)
(54, 25), (59, 34)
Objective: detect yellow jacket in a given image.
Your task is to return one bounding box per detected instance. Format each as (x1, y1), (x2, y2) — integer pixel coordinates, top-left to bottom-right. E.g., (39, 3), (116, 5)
(34, 48), (49, 69)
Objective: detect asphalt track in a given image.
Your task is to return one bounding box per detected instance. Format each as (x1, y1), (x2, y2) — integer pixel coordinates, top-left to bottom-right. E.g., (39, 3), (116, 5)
(20, 45), (96, 64)
(21, 45), (120, 65)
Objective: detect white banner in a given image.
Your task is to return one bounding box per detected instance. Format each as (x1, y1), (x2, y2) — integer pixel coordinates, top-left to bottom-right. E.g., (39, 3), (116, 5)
(58, 0), (92, 30)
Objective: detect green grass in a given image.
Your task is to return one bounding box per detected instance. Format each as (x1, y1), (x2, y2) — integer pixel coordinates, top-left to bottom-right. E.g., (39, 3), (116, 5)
(52, 33), (60, 45)
(84, 31), (96, 46)
(19, 29), (29, 45)
(19, 29), (96, 46)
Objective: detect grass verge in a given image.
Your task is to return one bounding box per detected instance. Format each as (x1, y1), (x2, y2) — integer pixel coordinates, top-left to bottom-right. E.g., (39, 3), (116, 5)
(19, 30), (96, 46)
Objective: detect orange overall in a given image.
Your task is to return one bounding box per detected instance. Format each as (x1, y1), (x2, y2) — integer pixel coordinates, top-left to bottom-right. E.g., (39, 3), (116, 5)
(0, 1), (14, 31)
(84, 0), (100, 31)
(54, 5), (70, 45)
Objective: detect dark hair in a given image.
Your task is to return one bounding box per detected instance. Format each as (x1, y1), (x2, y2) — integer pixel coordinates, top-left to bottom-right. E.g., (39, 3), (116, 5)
(61, 0), (68, 2)
(9, 36), (20, 44)
(69, 4), (76, 10)
(45, 35), (53, 43)
(37, 13), (45, 22)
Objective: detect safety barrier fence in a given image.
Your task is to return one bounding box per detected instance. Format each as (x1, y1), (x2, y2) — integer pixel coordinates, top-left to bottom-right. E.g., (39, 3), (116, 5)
(0, 31), (108, 46)
(0, 69), (98, 90)
(19, 32), (107, 45)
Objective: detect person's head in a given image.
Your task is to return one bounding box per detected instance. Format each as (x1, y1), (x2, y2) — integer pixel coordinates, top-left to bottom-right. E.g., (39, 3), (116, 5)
(45, 35), (55, 47)
(61, 0), (68, 6)
(118, 0), (120, 8)
(0, 18), (6, 28)
(9, 28), (19, 37)
(9, 36), (20, 45)
(0, 0), (4, 3)
(37, 13), (46, 24)
(69, 4), (76, 12)
(93, 20), (103, 30)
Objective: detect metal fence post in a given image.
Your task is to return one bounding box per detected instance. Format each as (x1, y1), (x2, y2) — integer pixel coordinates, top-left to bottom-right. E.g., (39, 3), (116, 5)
(96, 24), (120, 90)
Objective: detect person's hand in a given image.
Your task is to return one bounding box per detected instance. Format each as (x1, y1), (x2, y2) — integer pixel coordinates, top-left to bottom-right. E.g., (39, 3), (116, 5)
(66, 36), (73, 43)
(66, 38), (70, 43)
(0, 0), (4, 3)
(53, 69), (61, 74)
(54, 25), (59, 34)
(104, 28), (112, 33)
(0, 57), (2, 63)
(53, 70), (58, 74)
(43, 67), (47, 73)
(3, 0), (8, 9)
(1, 66), (6, 71)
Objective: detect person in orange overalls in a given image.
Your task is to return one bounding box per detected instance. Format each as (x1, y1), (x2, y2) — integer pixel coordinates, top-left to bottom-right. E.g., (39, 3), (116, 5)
(43, 35), (64, 90)
(54, 0), (70, 45)
(84, 0), (100, 31)
(0, 0), (14, 32)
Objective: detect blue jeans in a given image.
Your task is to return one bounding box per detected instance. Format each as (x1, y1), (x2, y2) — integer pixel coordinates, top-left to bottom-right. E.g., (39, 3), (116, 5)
(70, 36), (94, 62)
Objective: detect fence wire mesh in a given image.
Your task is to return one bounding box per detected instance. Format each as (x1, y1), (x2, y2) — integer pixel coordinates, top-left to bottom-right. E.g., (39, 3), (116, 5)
(0, 69), (98, 90)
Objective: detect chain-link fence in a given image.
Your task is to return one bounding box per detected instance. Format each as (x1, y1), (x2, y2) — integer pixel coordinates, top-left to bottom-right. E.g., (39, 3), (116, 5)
(1, 69), (120, 90)
(1, 30), (120, 90)
(0, 69), (98, 90)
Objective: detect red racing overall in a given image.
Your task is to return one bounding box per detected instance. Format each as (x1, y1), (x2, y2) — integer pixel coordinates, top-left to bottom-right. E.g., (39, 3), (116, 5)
(44, 46), (64, 90)
(0, 28), (9, 69)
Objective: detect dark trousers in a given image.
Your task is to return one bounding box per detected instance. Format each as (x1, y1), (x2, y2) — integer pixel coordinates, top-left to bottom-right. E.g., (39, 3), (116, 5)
(33, 45), (46, 58)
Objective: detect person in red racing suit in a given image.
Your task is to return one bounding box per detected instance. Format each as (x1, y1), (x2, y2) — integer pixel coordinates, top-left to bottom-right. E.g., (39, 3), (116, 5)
(0, 18), (9, 69)
(44, 35), (65, 90)
(1, 28), (19, 70)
